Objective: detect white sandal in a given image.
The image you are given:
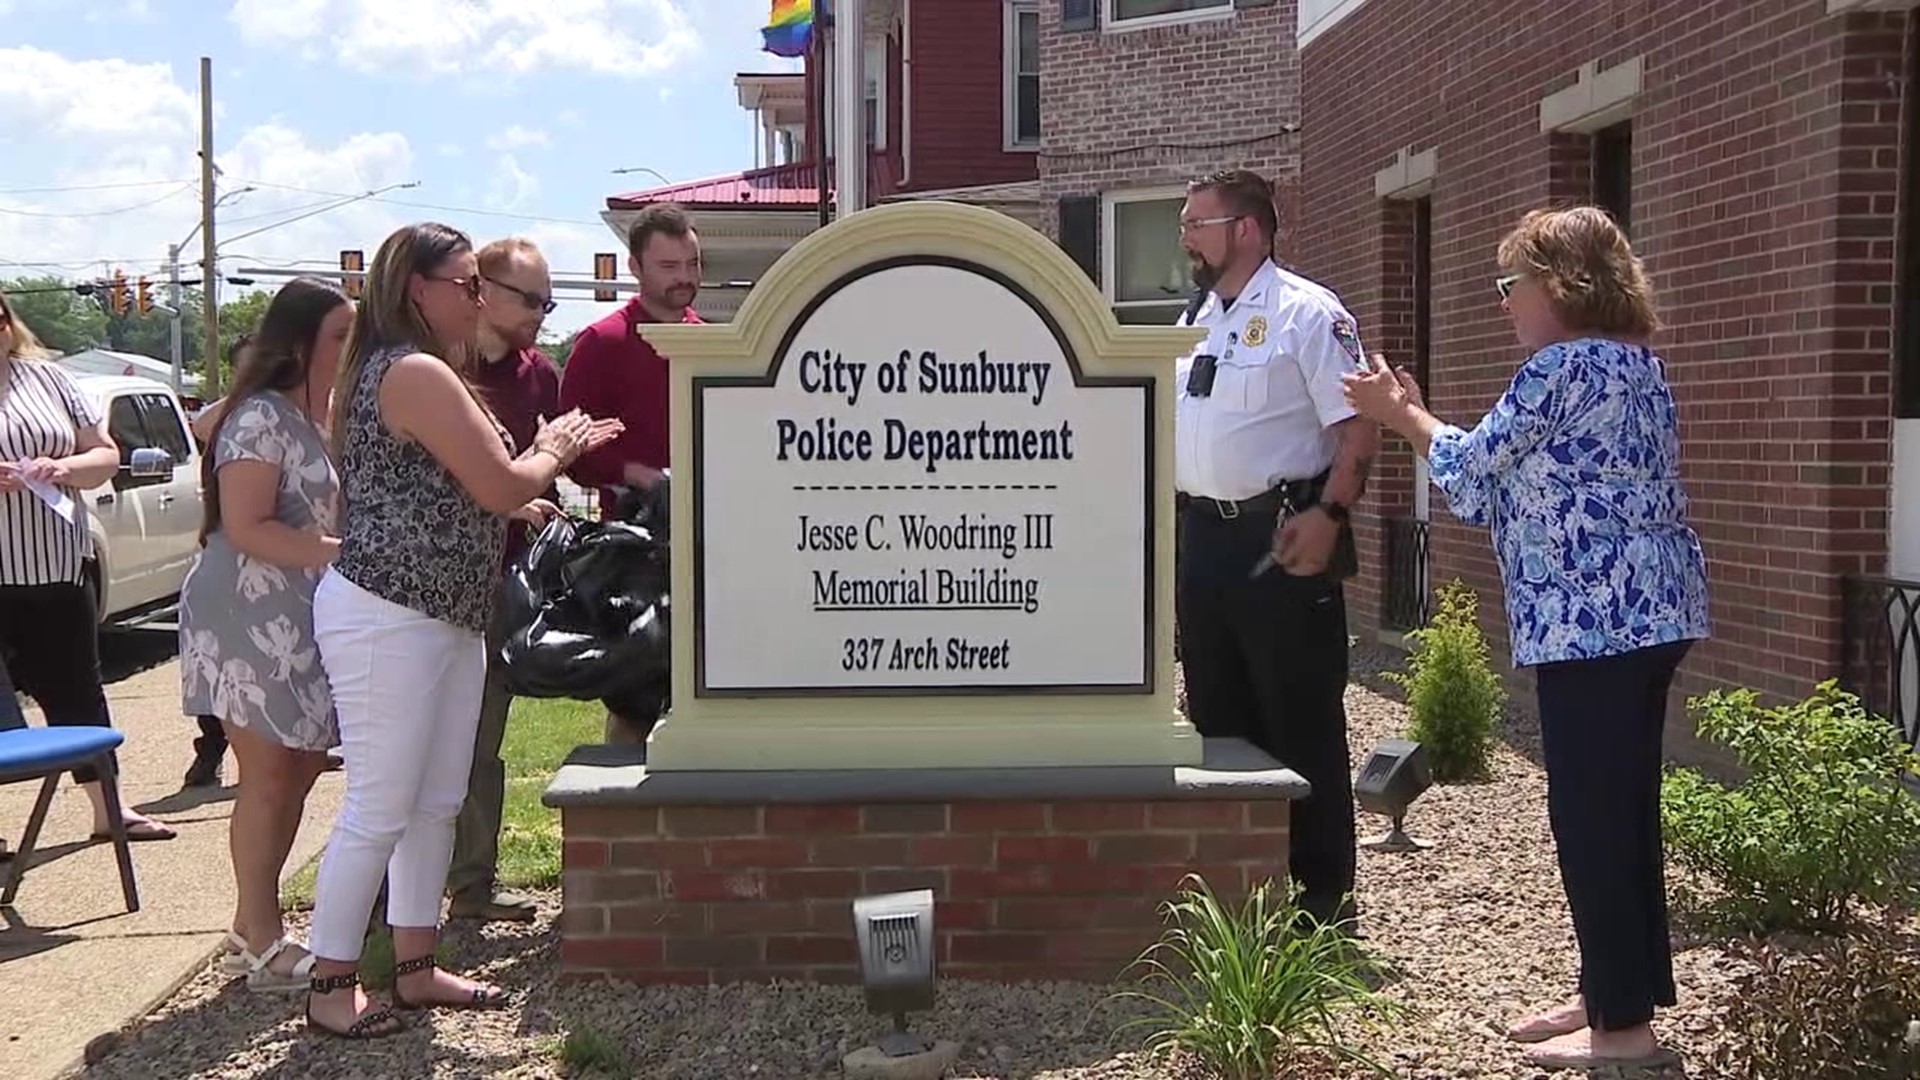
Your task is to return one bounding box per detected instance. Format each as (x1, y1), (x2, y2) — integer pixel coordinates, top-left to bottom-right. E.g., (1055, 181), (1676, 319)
(216, 931), (250, 976)
(244, 936), (317, 993)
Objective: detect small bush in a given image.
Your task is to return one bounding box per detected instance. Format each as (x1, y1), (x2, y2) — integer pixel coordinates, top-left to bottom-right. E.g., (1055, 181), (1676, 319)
(1708, 918), (1920, 1079)
(552, 1027), (630, 1077)
(1385, 578), (1503, 783)
(1112, 873), (1405, 1080)
(1661, 679), (1920, 932)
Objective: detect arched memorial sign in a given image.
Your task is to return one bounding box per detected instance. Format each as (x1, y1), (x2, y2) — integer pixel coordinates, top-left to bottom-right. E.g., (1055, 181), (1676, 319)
(640, 201), (1205, 771)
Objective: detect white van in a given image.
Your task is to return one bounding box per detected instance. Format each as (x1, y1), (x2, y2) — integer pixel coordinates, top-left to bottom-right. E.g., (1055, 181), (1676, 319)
(66, 373), (205, 623)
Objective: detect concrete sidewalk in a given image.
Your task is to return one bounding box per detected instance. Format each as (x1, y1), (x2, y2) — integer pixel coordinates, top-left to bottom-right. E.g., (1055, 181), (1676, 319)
(0, 629), (345, 1080)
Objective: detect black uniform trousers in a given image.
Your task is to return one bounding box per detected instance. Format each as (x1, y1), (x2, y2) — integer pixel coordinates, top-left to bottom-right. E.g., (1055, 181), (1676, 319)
(0, 581), (112, 784)
(1534, 639), (1691, 1031)
(1175, 500), (1356, 925)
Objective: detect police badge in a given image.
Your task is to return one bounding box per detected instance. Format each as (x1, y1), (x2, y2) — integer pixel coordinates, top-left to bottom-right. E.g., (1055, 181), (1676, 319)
(1242, 316), (1268, 348)
(1331, 317), (1364, 368)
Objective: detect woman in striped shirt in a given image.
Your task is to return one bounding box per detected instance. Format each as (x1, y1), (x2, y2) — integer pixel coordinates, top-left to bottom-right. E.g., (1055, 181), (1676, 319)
(0, 288), (175, 841)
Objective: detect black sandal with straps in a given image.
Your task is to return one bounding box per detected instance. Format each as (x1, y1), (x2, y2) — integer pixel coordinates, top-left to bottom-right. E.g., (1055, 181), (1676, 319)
(389, 954), (511, 1012)
(305, 971), (406, 1040)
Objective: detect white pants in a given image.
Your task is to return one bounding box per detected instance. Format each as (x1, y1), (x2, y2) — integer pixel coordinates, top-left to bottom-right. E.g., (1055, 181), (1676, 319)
(308, 570), (486, 963)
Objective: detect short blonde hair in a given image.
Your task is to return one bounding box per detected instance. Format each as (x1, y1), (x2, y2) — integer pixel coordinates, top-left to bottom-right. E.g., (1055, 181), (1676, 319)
(1497, 206), (1659, 338)
(476, 236), (545, 277)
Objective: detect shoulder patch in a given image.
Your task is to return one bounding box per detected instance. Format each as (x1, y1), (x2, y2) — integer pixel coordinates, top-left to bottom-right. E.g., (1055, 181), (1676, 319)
(1242, 316), (1268, 348)
(1330, 316), (1364, 368)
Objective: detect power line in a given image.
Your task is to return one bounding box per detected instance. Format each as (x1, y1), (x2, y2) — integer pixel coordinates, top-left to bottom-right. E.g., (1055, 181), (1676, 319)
(234, 178), (605, 227)
(0, 184), (195, 219)
(0, 178), (194, 195)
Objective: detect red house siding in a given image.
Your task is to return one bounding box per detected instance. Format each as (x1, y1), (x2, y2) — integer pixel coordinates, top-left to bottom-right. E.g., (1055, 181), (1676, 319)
(1298, 0), (1906, 710)
(900, 0), (1040, 192)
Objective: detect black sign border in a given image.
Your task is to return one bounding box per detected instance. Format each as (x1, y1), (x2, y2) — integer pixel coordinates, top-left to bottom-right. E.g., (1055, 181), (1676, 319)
(691, 254), (1157, 699)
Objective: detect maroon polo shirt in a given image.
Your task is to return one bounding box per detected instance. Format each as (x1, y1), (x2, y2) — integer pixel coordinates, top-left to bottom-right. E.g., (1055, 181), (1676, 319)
(473, 343), (561, 564)
(557, 296), (702, 518)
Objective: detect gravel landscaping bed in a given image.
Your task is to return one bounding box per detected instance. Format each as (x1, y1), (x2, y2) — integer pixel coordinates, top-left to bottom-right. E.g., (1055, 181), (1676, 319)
(80, 643), (1807, 1078)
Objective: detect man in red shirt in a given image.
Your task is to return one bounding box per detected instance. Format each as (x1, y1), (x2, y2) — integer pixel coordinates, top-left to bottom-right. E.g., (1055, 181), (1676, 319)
(558, 203), (701, 745)
(449, 235), (562, 923)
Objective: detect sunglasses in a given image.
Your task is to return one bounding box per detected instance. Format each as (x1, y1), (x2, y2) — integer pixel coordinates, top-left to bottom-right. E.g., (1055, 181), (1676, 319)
(1495, 274), (1521, 301)
(484, 275), (557, 315)
(425, 273), (485, 303)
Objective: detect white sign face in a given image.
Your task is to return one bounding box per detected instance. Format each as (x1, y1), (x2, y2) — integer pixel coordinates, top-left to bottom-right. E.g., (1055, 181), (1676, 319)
(694, 258), (1152, 696)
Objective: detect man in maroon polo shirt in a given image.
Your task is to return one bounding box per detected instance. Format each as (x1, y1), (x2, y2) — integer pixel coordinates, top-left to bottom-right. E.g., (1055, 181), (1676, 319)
(559, 202), (701, 744)
(448, 235), (562, 923)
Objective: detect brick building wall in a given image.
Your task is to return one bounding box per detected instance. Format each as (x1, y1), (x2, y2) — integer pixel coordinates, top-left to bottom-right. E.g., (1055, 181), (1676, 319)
(898, 0), (1041, 193)
(1298, 0), (1908, 708)
(1037, 1), (1303, 303)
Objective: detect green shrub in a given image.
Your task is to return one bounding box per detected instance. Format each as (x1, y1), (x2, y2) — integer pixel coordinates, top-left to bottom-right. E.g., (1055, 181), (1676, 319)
(1708, 917), (1920, 1079)
(1661, 679), (1920, 932)
(1384, 578), (1503, 783)
(1112, 873), (1405, 1080)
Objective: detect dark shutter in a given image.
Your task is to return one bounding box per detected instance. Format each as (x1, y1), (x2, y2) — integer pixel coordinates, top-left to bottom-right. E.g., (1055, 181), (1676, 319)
(1233, 0), (1277, 8)
(1061, 0), (1097, 32)
(1057, 195), (1100, 286)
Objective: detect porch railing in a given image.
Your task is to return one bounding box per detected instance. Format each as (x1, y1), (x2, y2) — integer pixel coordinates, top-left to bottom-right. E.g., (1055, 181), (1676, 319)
(1382, 516), (1432, 632)
(1838, 574), (1920, 754)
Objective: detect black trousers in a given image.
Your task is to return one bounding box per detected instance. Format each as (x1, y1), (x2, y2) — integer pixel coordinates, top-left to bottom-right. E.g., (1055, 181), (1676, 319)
(1175, 503), (1356, 923)
(1534, 639), (1692, 1031)
(0, 581), (112, 783)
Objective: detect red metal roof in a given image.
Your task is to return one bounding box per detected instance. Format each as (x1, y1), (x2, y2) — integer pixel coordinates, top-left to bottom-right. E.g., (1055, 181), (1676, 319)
(606, 152), (898, 211)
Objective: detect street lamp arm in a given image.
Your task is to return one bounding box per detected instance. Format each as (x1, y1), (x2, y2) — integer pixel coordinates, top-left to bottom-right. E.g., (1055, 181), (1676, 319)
(217, 181), (420, 248)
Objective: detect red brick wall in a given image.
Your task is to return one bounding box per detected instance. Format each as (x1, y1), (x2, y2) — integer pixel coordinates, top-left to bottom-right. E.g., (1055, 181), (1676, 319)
(1298, 0), (1906, 706)
(1036, 1), (1303, 261)
(557, 798), (1287, 984)
(896, 0), (1041, 193)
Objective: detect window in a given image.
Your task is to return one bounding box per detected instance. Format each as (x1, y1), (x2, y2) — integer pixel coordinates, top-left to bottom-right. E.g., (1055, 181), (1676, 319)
(1005, 1), (1039, 149)
(107, 397), (148, 466)
(1592, 121), (1632, 237)
(1109, 0), (1231, 28)
(1103, 191), (1190, 325)
(1412, 196), (1432, 398)
(135, 394), (191, 462)
(864, 39), (887, 150)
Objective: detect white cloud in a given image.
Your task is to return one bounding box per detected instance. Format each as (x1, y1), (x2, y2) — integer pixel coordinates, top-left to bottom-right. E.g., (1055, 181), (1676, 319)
(227, 0), (702, 81)
(485, 156), (539, 212)
(486, 125), (550, 152)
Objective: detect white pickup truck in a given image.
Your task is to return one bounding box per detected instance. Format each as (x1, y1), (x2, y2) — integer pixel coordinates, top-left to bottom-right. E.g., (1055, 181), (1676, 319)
(66, 372), (205, 624)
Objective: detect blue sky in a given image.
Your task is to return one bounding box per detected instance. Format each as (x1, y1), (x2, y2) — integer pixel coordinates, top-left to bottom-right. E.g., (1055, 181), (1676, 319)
(0, 0), (799, 335)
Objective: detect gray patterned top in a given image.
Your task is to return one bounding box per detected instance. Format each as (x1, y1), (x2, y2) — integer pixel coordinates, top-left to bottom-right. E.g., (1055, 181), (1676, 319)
(331, 343), (508, 634)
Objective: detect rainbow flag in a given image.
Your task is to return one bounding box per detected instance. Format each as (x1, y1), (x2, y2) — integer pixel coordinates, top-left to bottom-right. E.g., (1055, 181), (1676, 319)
(761, 0), (814, 58)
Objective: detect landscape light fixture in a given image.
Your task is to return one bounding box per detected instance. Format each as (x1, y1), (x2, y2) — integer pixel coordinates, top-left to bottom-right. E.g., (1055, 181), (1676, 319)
(851, 888), (938, 1057)
(1354, 738), (1434, 852)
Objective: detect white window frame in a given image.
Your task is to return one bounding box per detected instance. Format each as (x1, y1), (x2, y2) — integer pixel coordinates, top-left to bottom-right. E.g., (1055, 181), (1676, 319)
(1101, 185), (1192, 323)
(1003, 0), (1040, 152)
(1106, 0), (1233, 34)
(865, 37), (888, 150)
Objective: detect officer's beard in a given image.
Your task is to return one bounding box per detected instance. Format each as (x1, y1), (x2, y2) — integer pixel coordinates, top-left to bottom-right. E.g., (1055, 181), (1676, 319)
(1189, 253), (1223, 293)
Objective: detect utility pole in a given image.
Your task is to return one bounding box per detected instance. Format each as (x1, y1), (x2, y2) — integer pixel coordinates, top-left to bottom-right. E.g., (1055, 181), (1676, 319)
(167, 243), (183, 392)
(832, 0), (866, 217)
(198, 56), (220, 398)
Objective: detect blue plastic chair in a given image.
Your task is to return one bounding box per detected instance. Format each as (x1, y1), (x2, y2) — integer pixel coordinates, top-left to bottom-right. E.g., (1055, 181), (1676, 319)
(0, 652), (140, 913)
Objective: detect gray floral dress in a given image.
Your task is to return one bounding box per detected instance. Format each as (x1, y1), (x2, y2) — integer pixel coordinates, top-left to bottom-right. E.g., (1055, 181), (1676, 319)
(179, 391), (340, 751)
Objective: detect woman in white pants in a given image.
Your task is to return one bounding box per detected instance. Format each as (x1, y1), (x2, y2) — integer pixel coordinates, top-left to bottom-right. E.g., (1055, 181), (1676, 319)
(304, 221), (622, 1040)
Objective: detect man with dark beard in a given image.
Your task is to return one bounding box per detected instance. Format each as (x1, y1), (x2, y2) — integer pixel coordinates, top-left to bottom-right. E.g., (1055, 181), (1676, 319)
(446, 236), (562, 923)
(1171, 168), (1379, 931)
(558, 202), (702, 744)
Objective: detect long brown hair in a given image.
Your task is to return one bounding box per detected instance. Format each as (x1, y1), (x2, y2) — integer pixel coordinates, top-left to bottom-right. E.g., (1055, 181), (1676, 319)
(0, 288), (55, 361)
(328, 221), (478, 459)
(199, 277), (350, 544)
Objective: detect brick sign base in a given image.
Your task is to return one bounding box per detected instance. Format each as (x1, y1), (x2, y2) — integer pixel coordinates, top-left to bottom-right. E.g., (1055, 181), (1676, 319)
(545, 739), (1306, 985)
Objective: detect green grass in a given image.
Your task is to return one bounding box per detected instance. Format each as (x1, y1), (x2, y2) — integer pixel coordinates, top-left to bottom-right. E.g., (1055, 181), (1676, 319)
(281, 697), (604, 909)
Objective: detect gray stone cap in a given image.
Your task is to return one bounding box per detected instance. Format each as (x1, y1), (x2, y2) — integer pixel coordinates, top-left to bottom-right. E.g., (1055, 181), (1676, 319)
(541, 736), (1311, 808)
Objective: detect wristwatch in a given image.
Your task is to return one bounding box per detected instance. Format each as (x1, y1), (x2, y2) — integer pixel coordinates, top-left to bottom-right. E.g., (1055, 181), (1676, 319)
(1315, 499), (1350, 524)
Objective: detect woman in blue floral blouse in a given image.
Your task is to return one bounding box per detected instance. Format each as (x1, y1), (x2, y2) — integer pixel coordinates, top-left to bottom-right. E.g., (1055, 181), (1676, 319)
(1343, 205), (1710, 1071)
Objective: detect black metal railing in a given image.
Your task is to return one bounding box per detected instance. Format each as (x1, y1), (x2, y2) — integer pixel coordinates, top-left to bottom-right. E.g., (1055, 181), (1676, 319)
(1838, 574), (1920, 754)
(1383, 516), (1432, 632)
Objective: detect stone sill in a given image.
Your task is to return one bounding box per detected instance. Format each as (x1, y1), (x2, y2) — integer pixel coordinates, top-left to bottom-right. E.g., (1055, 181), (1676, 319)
(543, 736), (1310, 808)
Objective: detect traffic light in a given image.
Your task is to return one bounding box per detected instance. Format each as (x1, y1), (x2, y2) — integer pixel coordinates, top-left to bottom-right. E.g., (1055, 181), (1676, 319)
(135, 276), (153, 315)
(593, 252), (618, 302)
(339, 249), (365, 300)
(107, 271), (129, 317)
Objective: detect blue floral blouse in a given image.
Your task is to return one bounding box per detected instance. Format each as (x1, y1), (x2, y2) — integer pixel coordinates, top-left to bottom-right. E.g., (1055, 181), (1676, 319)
(1426, 337), (1711, 668)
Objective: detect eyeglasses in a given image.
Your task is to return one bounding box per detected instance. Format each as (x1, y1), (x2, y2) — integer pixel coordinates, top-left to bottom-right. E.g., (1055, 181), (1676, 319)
(1494, 274), (1521, 300)
(484, 275), (557, 315)
(426, 273), (485, 303)
(1178, 214), (1243, 234)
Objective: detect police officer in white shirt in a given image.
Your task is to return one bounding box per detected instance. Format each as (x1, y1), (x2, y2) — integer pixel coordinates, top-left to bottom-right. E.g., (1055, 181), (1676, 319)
(1172, 169), (1379, 929)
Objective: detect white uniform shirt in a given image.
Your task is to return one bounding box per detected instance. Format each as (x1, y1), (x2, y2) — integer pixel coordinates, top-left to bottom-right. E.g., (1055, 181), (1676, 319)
(1173, 260), (1366, 501)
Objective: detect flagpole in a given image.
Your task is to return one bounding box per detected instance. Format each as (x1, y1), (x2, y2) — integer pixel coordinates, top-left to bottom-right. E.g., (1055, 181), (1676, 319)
(813, 9), (830, 229)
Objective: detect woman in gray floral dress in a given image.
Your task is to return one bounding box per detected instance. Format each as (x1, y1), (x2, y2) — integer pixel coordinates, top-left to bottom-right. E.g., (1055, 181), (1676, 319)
(179, 277), (353, 993)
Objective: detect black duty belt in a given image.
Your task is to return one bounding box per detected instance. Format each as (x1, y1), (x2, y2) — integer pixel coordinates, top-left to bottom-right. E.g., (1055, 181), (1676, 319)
(1177, 474), (1324, 521)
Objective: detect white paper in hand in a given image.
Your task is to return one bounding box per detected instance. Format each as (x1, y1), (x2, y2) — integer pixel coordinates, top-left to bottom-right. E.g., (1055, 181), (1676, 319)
(24, 478), (77, 525)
